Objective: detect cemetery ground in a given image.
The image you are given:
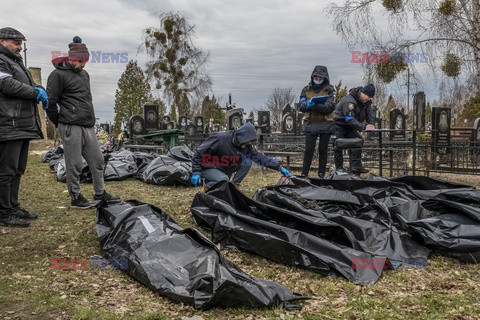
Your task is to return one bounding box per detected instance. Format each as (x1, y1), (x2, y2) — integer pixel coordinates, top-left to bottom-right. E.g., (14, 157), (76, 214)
(1, 140), (480, 320)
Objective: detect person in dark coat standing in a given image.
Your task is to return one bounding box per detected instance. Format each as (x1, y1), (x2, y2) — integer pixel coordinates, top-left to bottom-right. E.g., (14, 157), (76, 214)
(298, 65), (337, 178)
(46, 36), (119, 209)
(191, 122), (291, 189)
(333, 84), (376, 173)
(0, 27), (47, 227)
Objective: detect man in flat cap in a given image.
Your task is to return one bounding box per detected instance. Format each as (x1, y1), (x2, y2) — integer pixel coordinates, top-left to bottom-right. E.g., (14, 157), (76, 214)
(0, 27), (47, 227)
(333, 84), (376, 173)
(46, 36), (119, 209)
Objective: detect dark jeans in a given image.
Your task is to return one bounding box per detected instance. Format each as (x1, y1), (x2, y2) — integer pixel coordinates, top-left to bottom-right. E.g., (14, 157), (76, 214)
(333, 125), (363, 170)
(0, 139), (29, 216)
(302, 133), (332, 177)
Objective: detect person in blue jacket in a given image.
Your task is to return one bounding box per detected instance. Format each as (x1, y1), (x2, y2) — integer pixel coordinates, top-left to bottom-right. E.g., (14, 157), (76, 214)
(191, 122), (291, 188)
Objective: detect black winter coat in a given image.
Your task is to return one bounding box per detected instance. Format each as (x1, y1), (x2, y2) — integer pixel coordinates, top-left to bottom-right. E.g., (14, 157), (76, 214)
(334, 87), (374, 131)
(0, 44), (43, 142)
(46, 57), (96, 127)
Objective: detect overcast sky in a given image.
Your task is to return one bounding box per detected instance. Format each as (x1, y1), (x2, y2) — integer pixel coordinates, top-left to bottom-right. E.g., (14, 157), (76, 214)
(3, 0), (437, 123)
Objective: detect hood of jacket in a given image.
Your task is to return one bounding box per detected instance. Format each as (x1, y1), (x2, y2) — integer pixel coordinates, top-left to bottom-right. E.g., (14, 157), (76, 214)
(310, 65), (330, 88)
(234, 122), (258, 145)
(52, 56), (77, 71)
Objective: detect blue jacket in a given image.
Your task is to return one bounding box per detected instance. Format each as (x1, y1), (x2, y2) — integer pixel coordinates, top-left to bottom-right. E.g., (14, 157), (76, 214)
(191, 122), (281, 175)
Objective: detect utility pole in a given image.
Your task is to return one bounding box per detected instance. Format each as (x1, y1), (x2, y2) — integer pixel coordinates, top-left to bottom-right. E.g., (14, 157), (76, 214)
(23, 42), (27, 67)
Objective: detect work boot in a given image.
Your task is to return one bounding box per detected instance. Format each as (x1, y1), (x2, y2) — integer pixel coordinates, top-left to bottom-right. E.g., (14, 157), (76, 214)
(14, 207), (38, 219)
(71, 193), (94, 209)
(351, 166), (369, 173)
(93, 191), (121, 205)
(0, 214), (30, 227)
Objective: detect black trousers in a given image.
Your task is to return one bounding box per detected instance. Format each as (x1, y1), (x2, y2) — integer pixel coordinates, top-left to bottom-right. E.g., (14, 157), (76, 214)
(333, 125), (363, 170)
(0, 139), (29, 216)
(302, 132), (332, 177)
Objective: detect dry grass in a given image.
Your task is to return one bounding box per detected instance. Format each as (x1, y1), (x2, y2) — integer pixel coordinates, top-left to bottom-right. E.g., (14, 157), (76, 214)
(1, 139), (479, 320)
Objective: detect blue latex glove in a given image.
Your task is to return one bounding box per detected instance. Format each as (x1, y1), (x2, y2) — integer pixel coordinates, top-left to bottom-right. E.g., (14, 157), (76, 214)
(280, 167), (291, 177)
(34, 87), (47, 103)
(345, 115), (354, 121)
(191, 173), (202, 186)
(299, 97), (306, 103)
(306, 100), (315, 108)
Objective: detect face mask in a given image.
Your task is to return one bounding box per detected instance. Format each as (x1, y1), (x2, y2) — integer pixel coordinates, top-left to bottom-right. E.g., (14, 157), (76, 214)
(313, 79), (323, 85)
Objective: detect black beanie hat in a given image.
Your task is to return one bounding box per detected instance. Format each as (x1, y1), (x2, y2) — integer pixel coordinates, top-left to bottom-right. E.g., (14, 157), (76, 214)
(361, 83), (375, 98)
(68, 36), (89, 62)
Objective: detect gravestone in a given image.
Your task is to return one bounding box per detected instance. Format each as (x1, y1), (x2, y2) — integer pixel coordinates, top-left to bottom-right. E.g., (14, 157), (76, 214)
(129, 115), (145, 136)
(227, 108), (244, 130)
(213, 124), (220, 132)
(414, 91), (426, 132)
(186, 124), (195, 137)
(282, 113), (296, 135)
(474, 118), (480, 141)
(144, 104), (158, 132)
(100, 123), (110, 134)
(161, 116), (170, 130)
(258, 111), (271, 134)
(178, 116), (188, 132)
(431, 107), (451, 155)
(194, 116), (204, 134)
(389, 109), (406, 141)
(166, 121), (175, 130)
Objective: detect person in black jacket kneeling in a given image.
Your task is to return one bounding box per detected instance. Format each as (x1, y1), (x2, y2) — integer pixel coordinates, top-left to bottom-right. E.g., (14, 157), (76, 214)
(333, 84), (376, 173)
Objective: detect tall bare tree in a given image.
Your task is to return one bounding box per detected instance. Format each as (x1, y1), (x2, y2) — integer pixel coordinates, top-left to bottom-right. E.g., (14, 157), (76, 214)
(142, 12), (212, 119)
(328, 0), (480, 88)
(263, 87), (296, 126)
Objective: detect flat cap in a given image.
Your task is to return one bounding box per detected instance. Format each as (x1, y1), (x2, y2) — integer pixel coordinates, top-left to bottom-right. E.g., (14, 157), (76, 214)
(0, 27), (26, 41)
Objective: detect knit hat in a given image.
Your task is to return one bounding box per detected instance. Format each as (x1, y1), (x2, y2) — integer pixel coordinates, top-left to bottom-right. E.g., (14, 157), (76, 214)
(68, 36), (89, 62)
(361, 83), (375, 98)
(0, 27), (26, 41)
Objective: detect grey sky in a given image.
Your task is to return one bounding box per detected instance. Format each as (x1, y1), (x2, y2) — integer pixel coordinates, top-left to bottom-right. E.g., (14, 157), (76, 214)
(3, 0), (436, 123)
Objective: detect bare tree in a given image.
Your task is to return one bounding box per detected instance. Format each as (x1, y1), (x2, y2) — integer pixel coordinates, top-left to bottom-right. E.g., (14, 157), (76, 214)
(263, 87), (296, 126)
(142, 12), (213, 120)
(328, 0), (480, 87)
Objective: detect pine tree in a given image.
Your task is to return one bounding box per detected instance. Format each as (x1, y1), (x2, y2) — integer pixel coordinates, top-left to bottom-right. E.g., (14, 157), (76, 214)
(113, 60), (152, 134)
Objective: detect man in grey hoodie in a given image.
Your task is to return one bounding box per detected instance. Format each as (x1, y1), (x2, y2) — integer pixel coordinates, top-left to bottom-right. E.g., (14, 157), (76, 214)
(191, 122), (291, 189)
(46, 36), (119, 209)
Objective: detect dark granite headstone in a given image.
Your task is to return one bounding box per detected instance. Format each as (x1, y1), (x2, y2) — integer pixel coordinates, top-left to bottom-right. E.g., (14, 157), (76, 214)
(474, 118), (480, 141)
(178, 116), (188, 131)
(100, 123), (110, 134)
(129, 115), (145, 136)
(227, 108), (244, 130)
(282, 113), (296, 135)
(431, 107), (451, 155)
(194, 116), (204, 134)
(186, 124), (195, 137)
(414, 91), (426, 132)
(389, 109), (406, 141)
(166, 121), (175, 130)
(144, 105), (158, 132)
